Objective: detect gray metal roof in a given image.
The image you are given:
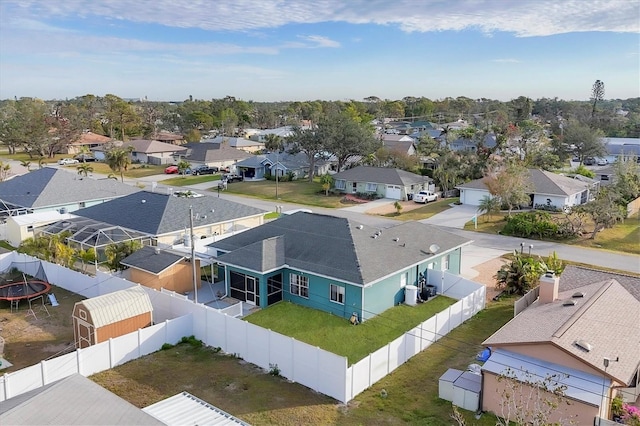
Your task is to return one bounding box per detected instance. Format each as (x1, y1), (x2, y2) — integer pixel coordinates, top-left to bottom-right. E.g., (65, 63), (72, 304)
(143, 391), (249, 425)
(0, 374), (164, 425)
(236, 152), (322, 171)
(0, 167), (139, 209)
(212, 212), (469, 285)
(182, 142), (253, 163)
(121, 245), (185, 274)
(457, 169), (592, 196)
(332, 166), (432, 187)
(73, 191), (267, 236)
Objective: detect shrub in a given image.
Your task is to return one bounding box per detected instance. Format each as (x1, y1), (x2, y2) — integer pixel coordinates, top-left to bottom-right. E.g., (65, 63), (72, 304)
(268, 363), (281, 376)
(503, 211), (559, 239)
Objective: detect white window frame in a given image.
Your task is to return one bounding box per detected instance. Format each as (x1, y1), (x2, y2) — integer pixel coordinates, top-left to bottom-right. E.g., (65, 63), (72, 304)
(330, 284), (345, 304)
(443, 255), (450, 271)
(335, 179), (346, 190)
(400, 272), (408, 288)
(289, 273), (309, 298)
(365, 182), (377, 192)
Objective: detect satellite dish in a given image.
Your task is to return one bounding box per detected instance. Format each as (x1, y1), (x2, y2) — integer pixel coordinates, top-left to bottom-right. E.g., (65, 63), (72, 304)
(429, 244), (440, 254)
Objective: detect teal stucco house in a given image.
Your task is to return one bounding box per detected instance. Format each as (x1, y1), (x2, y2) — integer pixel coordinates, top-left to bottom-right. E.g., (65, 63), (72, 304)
(209, 212), (470, 322)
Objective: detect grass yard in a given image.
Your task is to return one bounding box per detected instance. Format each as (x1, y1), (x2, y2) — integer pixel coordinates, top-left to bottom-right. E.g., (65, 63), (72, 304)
(221, 179), (348, 208)
(465, 211), (640, 255)
(161, 174), (222, 186)
(381, 198), (455, 221)
(89, 297), (514, 425)
(245, 297), (456, 365)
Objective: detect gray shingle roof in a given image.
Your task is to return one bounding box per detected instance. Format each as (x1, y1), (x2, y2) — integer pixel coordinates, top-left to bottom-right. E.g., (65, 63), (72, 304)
(73, 191), (267, 236)
(0, 374), (163, 425)
(332, 166), (432, 187)
(0, 167), (139, 209)
(457, 169), (592, 196)
(183, 142), (253, 163)
(121, 245), (185, 274)
(212, 212), (470, 285)
(559, 265), (640, 301)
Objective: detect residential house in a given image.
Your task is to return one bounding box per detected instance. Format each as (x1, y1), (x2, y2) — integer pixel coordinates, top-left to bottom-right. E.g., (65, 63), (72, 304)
(64, 131), (113, 155)
(151, 131), (185, 145)
(456, 169), (597, 209)
(0, 167), (139, 217)
(121, 245), (199, 294)
(92, 139), (187, 165)
(179, 142), (253, 171)
(603, 137), (640, 164)
(68, 190), (267, 246)
(5, 210), (72, 247)
(449, 133), (497, 152)
(234, 151), (331, 180)
(202, 136), (265, 153)
(481, 266), (640, 423)
(332, 166), (434, 200)
(250, 126), (296, 142)
(208, 212), (470, 321)
(380, 134), (418, 156)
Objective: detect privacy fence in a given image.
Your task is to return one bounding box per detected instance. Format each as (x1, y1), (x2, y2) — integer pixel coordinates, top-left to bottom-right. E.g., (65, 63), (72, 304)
(0, 251), (485, 403)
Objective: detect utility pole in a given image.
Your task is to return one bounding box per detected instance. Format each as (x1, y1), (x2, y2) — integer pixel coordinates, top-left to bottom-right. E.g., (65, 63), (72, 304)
(275, 150), (279, 199)
(190, 205), (197, 304)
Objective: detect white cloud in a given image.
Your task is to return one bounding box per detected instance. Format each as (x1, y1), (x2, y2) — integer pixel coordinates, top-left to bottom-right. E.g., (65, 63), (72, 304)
(2, 0), (637, 37)
(297, 35), (341, 48)
(491, 59), (521, 63)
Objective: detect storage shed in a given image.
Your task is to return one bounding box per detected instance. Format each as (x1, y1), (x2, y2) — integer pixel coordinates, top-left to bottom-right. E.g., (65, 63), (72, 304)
(439, 368), (463, 401)
(73, 286), (153, 349)
(452, 371), (482, 412)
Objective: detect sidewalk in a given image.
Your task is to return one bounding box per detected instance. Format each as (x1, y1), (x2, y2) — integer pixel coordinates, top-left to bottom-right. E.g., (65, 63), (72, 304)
(339, 198), (396, 213)
(420, 204), (479, 228)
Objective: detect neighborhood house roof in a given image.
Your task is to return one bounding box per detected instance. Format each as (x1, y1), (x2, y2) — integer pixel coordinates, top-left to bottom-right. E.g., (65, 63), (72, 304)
(211, 212), (469, 285)
(143, 391), (249, 425)
(92, 139), (187, 154)
(73, 191), (267, 236)
(121, 245), (186, 274)
(202, 136), (264, 148)
(78, 286), (152, 328)
(457, 169), (593, 197)
(332, 166), (432, 187)
(182, 142), (253, 163)
(483, 278), (640, 385)
(0, 167), (139, 210)
(0, 374), (163, 425)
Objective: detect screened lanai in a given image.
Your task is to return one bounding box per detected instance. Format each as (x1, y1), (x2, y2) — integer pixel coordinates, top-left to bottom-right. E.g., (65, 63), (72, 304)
(41, 217), (153, 262)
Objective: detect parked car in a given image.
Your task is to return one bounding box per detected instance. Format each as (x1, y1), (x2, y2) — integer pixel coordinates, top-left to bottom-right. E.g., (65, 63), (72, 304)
(413, 190), (438, 203)
(597, 158), (608, 166)
(58, 158), (79, 165)
(583, 157), (596, 165)
(223, 173), (243, 182)
(164, 165), (179, 174)
(74, 154), (97, 162)
(192, 165), (218, 175)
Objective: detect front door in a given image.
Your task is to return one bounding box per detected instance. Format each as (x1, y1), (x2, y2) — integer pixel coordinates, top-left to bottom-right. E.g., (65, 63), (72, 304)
(246, 276), (256, 305)
(352, 182), (357, 193)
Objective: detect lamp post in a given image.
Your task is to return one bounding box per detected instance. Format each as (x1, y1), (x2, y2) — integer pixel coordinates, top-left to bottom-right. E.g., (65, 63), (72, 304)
(528, 244), (533, 256)
(275, 150), (280, 199)
(190, 205), (197, 304)
(520, 242), (525, 254)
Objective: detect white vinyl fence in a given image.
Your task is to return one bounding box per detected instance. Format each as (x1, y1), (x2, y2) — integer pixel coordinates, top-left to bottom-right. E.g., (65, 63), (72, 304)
(1, 251), (486, 404)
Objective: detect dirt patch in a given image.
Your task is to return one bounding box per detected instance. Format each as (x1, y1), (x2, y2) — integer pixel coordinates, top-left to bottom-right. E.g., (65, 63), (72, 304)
(0, 285), (85, 371)
(366, 200), (425, 215)
(469, 257), (508, 302)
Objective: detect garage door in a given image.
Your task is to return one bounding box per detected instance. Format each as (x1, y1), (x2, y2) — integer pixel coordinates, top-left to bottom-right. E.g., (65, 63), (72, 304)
(460, 189), (491, 206)
(386, 185), (402, 200)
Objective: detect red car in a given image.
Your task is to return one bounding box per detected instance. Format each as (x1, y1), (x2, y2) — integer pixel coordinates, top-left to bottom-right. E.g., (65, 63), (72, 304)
(164, 165), (179, 174)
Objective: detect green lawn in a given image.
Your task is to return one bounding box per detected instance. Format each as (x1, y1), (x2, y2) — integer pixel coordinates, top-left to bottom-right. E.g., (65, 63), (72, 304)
(383, 198), (456, 221)
(245, 297), (456, 365)
(221, 179), (348, 208)
(161, 174), (222, 186)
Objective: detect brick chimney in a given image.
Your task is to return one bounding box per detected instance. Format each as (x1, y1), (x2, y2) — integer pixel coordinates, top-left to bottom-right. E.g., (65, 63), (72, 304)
(539, 270), (559, 304)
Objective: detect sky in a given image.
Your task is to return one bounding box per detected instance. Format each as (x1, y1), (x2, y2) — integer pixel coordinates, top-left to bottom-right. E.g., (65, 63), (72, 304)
(0, 0), (639, 103)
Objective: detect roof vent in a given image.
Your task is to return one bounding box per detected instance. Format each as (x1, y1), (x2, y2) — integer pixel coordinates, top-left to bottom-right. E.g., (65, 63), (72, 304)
(562, 299), (577, 306)
(575, 340), (592, 352)
(356, 225), (364, 230)
(372, 234), (378, 239)
(572, 292), (585, 298)
(393, 237), (400, 242)
(154, 248), (160, 255)
(141, 200), (146, 203)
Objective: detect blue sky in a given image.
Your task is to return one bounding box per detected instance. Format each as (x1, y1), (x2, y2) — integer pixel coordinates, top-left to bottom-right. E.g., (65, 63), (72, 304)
(1, 0), (638, 102)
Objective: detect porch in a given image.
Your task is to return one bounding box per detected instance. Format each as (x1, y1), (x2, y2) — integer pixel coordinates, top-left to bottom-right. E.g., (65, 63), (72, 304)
(185, 280), (260, 317)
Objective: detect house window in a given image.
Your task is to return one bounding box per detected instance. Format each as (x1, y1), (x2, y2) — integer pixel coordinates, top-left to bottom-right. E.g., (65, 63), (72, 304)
(79, 202), (86, 208)
(290, 273), (309, 298)
(330, 284), (345, 304)
(443, 255), (450, 271)
(400, 272), (407, 288)
(365, 182), (377, 192)
(79, 309), (87, 321)
(335, 180), (346, 190)
(27, 225), (34, 232)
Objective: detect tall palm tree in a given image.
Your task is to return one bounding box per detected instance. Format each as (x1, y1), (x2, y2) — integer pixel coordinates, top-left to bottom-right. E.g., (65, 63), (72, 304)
(105, 146), (133, 182)
(477, 195), (501, 221)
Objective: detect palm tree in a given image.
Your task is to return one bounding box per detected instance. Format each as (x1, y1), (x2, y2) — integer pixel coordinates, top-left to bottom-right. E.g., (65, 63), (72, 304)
(77, 248), (97, 273)
(177, 160), (191, 175)
(477, 195), (501, 221)
(20, 160), (31, 171)
(76, 145), (92, 163)
(264, 133), (284, 152)
(77, 163), (93, 177)
(105, 146), (133, 182)
(104, 240), (141, 271)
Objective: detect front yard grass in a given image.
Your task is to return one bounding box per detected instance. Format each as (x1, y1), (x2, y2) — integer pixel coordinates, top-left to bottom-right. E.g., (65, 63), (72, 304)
(245, 297), (456, 366)
(161, 174), (222, 186)
(89, 297), (513, 425)
(221, 179), (347, 208)
(381, 198), (456, 221)
(464, 211), (640, 255)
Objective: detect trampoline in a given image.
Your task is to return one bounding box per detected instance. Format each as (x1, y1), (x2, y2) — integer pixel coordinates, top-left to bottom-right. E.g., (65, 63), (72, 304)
(0, 280), (51, 302)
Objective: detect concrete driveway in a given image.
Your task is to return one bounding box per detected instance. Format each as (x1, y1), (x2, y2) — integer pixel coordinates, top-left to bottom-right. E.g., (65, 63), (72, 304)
(421, 203), (479, 228)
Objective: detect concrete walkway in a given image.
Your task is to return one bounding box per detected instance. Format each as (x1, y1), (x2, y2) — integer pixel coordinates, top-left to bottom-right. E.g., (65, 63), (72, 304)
(421, 204), (479, 228)
(339, 198), (396, 213)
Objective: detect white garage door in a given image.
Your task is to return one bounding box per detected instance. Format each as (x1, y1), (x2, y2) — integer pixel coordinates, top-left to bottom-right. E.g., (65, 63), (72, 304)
(386, 185), (402, 200)
(460, 189), (491, 206)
